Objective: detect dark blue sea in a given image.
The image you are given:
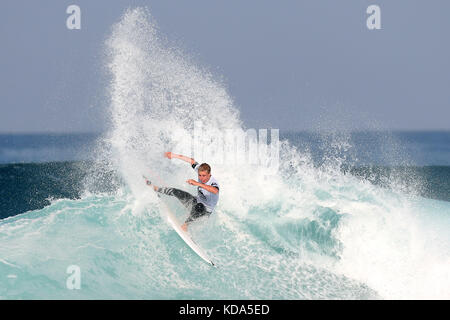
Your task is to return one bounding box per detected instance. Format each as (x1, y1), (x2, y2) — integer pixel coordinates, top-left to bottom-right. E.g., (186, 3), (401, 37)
(1, 131), (448, 220)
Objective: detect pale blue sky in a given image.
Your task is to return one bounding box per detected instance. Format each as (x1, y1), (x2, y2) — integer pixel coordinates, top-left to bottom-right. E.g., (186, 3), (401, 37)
(1, 0), (449, 133)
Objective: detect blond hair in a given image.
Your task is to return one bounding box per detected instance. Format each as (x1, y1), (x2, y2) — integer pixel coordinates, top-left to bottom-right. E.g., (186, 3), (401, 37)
(198, 163), (211, 173)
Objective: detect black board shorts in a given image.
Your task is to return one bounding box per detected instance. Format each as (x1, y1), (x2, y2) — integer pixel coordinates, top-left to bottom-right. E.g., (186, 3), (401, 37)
(156, 187), (211, 224)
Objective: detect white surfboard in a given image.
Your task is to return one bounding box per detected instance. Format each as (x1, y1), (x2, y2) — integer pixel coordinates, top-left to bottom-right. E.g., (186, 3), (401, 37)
(143, 175), (216, 267)
(160, 200), (216, 267)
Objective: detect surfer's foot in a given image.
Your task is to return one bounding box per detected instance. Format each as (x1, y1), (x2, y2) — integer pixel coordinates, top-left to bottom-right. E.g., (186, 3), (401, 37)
(147, 182), (158, 192)
(181, 223), (188, 232)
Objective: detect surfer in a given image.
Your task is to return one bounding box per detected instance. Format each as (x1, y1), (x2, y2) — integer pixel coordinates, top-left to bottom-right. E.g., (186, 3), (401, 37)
(145, 152), (220, 232)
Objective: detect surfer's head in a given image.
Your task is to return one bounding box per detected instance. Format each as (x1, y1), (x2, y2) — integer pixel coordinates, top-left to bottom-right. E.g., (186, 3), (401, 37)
(198, 163), (211, 183)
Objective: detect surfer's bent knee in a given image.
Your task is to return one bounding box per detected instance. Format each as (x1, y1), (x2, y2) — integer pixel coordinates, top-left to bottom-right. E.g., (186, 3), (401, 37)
(185, 203), (210, 224)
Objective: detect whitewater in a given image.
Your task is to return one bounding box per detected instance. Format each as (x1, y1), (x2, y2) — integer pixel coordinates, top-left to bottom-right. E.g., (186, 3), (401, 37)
(1, 8), (449, 300)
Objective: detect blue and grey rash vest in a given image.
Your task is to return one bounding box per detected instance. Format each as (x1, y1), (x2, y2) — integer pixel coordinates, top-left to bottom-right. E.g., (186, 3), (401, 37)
(192, 162), (220, 213)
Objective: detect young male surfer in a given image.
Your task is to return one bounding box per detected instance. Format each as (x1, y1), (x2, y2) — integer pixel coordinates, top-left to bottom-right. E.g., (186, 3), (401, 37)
(145, 152), (219, 232)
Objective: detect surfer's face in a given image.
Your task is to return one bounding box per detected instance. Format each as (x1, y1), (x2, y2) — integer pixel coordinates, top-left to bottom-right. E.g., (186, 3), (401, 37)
(198, 170), (211, 184)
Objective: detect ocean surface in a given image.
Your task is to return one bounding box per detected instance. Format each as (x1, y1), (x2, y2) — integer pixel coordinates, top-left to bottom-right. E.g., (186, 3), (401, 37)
(1, 132), (449, 220)
(1, 8), (449, 300)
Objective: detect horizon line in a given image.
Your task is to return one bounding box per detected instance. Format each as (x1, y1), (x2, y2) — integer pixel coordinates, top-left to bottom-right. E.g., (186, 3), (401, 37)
(0, 129), (449, 135)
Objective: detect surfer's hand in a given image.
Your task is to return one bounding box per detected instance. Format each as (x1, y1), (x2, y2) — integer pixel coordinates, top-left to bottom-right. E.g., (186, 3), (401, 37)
(164, 152), (173, 159)
(186, 179), (198, 186)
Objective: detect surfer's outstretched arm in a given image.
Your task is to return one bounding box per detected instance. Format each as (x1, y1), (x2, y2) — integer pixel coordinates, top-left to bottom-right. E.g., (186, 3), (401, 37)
(164, 152), (196, 165)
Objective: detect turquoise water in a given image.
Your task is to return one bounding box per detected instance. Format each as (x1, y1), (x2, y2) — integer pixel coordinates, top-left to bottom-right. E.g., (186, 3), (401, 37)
(1, 174), (449, 299)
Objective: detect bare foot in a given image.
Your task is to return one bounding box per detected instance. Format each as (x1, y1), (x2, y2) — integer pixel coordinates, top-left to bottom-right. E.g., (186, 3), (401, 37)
(181, 223), (188, 232)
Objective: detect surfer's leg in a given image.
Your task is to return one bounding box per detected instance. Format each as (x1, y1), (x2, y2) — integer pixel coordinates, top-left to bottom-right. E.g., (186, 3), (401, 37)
(184, 203), (210, 224)
(155, 187), (196, 209)
(181, 203), (210, 232)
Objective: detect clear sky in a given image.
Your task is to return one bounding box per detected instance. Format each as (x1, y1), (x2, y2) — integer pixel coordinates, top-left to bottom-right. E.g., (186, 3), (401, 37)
(1, 0), (449, 133)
